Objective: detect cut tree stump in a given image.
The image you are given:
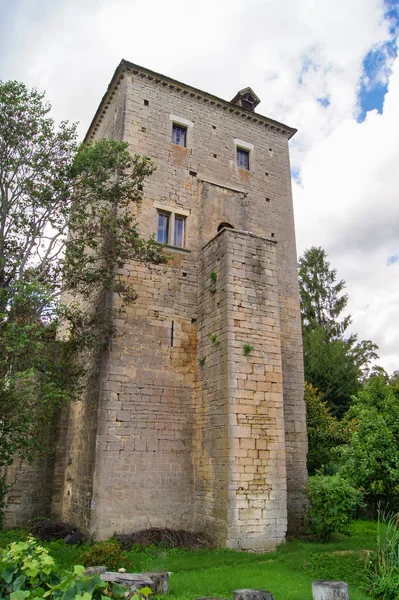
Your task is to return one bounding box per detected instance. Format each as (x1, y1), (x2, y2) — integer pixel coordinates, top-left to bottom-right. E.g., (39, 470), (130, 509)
(84, 566), (107, 576)
(100, 572), (153, 590)
(234, 589), (274, 600)
(143, 572), (170, 594)
(312, 581), (349, 600)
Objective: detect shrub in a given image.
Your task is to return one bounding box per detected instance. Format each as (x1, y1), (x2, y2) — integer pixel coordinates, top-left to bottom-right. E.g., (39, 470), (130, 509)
(80, 540), (132, 571)
(365, 510), (399, 599)
(0, 535), (131, 599)
(304, 475), (363, 541)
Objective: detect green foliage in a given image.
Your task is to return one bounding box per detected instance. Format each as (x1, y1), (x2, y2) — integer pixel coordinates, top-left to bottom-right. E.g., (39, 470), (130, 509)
(339, 377), (399, 505)
(304, 328), (379, 417)
(243, 344), (254, 356)
(0, 80), (167, 520)
(80, 540), (132, 572)
(0, 535), (131, 599)
(199, 356), (206, 367)
(209, 272), (217, 294)
(298, 247), (379, 417)
(298, 246), (350, 337)
(209, 334), (220, 346)
(304, 475), (363, 541)
(305, 383), (351, 474)
(364, 511), (399, 599)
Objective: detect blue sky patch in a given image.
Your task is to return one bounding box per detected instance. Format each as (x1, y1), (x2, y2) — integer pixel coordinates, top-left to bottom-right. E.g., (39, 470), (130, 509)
(298, 49), (318, 85)
(357, 1), (399, 122)
(317, 97), (330, 108)
(387, 254), (399, 266)
(291, 167), (302, 184)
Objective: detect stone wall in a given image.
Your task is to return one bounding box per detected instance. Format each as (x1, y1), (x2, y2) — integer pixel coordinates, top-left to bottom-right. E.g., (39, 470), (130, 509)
(195, 228), (287, 550)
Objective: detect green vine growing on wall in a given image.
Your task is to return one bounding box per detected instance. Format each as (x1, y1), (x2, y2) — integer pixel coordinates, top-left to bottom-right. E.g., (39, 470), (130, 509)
(210, 334), (221, 346)
(210, 271), (217, 294)
(243, 343), (254, 356)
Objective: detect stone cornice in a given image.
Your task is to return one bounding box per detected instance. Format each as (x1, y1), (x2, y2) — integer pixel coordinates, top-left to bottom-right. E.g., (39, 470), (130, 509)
(84, 60), (297, 143)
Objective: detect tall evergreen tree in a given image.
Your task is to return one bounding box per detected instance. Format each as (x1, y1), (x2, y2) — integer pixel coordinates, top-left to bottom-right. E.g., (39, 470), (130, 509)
(298, 246), (350, 338)
(298, 247), (378, 417)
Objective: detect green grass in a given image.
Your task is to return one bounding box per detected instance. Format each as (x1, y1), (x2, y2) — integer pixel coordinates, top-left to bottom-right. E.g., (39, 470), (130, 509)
(0, 521), (379, 600)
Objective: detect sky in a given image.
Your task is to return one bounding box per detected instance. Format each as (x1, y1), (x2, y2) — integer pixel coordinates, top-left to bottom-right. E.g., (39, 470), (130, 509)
(1, 0), (399, 372)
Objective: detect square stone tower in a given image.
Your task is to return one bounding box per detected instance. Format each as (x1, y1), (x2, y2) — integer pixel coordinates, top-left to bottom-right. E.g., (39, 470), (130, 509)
(3, 60), (307, 550)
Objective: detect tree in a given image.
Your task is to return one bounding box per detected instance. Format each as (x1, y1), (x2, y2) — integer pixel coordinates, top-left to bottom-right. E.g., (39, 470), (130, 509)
(305, 383), (350, 474)
(339, 376), (399, 509)
(0, 80), (166, 521)
(298, 247), (379, 416)
(303, 327), (379, 416)
(298, 246), (350, 338)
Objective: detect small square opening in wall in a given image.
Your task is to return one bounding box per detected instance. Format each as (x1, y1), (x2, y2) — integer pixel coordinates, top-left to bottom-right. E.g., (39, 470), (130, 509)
(172, 123), (187, 147)
(213, 153), (217, 158)
(237, 148), (250, 170)
(144, 99), (149, 106)
(266, 197), (270, 202)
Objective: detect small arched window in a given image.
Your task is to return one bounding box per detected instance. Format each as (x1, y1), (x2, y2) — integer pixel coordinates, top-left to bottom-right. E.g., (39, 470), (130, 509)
(217, 222), (234, 232)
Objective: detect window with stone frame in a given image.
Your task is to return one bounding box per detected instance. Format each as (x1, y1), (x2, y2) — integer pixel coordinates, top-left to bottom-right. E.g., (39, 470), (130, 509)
(237, 147), (250, 170)
(172, 123), (187, 147)
(157, 210), (186, 248)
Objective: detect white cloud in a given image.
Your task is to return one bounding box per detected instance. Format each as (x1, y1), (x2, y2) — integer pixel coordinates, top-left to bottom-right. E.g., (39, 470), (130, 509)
(294, 51), (399, 372)
(1, 0), (398, 371)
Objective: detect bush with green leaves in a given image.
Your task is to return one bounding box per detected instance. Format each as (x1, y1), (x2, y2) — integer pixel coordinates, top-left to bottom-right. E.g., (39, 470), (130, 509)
(339, 376), (399, 508)
(365, 510), (399, 599)
(0, 535), (135, 600)
(80, 540), (132, 572)
(305, 383), (351, 475)
(304, 475), (363, 541)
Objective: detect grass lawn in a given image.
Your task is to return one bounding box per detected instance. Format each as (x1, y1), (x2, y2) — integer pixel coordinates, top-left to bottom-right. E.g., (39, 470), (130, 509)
(0, 521), (377, 600)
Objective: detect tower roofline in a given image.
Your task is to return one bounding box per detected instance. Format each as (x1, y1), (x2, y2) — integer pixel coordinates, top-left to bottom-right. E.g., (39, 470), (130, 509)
(84, 59), (297, 143)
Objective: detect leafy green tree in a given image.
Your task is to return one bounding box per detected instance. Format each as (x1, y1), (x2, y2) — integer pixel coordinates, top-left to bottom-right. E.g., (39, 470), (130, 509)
(305, 383), (350, 474)
(0, 80), (166, 521)
(339, 376), (399, 507)
(304, 328), (378, 416)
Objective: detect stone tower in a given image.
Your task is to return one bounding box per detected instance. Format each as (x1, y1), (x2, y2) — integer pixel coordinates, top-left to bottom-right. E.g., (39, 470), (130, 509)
(3, 60), (307, 550)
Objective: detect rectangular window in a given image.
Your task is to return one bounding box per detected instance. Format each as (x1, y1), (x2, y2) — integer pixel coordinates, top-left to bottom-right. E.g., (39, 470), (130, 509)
(237, 148), (250, 170)
(157, 212), (169, 244)
(172, 124), (187, 147)
(156, 209), (187, 249)
(174, 216), (185, 248)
